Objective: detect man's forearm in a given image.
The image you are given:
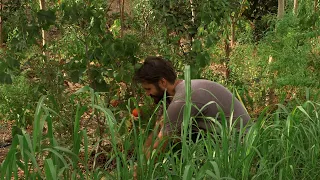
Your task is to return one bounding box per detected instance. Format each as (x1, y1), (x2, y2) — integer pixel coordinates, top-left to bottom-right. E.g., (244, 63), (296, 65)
(144, 132), (155, 150)
(143, 119), (168, 159)
(144, 119), (162, 148)
(144, 135), (168, 159)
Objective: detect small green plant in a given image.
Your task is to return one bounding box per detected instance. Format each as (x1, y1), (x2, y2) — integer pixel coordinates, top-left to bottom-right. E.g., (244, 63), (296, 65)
(0, 76), (41, 128)
(0, 92), (121, 179)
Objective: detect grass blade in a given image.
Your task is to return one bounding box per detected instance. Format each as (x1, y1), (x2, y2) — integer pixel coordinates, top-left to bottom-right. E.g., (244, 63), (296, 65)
(182, 65), (192, 162)
(45, 158), (57, 180)
(32, 96), (47, 152)
(183, 164), (194, 180)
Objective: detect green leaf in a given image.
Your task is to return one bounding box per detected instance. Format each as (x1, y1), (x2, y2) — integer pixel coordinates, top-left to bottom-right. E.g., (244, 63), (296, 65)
(12, 126), (23, 137)
(210, 161), (220, 178)
(297, 106), (312, 120)
(182, 65), (192, 160)
(42, 148), (69, 168)
(32, 96), (47, 152)
(72, 105), (87, 168)
(70, 70), (81, 83)
(80, 130), (89, 172)
(0, 136), (19, 179)
(0, 72), (12, 84)
(183, 164), (194, 180)
(37, 9), (57, 30)
(54, 146), (79, 160)
(25, 150), (41, 176)
(196, 53), (208, 68)
(44, 158), (57, 180)
(91, 80), (109, 92)
(7, 57), (20, 69)
(206, 170), (219, 179)
(75, 85), (93, 94)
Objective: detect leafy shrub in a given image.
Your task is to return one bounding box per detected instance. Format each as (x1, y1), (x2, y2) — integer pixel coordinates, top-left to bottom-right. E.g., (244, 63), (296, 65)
(0, 76), (41, 127)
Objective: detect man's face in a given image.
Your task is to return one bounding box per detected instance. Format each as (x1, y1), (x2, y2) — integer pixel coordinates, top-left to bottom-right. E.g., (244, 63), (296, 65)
(141, 82), (165, 104)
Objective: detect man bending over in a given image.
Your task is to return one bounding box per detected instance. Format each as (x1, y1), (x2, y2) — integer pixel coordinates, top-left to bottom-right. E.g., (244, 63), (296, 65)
(134, 56), (251, 159)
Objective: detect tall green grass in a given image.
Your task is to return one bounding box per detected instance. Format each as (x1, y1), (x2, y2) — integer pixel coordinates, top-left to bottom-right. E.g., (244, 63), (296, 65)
(1, 66), (320, 179)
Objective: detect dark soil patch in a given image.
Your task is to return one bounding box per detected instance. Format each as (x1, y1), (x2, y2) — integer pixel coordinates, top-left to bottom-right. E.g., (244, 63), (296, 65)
(0, 120), (12, 163)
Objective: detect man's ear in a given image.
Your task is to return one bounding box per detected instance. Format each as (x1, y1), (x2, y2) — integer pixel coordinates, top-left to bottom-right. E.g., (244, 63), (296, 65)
(158, 78), (167, 89)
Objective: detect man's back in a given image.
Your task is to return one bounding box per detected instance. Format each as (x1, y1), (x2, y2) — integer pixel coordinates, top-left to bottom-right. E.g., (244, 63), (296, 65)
(164, 79), (251, 133)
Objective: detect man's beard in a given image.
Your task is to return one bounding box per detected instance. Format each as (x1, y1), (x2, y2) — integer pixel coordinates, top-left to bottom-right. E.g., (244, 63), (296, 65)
(150, 92), (164, 104)
(151, 92), (172, 107)
(151, 84), (165, 104)
(150, 94), (163, 104)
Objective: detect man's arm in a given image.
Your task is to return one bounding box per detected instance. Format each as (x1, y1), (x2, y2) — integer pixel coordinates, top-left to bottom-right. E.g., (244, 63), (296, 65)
(143, 100), (187, 159)
(134, 119), (169, 180)
(143, 119), (169, 160)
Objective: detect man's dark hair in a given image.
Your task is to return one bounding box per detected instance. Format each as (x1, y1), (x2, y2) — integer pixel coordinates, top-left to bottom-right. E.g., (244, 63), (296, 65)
(134, 56), (177, 84)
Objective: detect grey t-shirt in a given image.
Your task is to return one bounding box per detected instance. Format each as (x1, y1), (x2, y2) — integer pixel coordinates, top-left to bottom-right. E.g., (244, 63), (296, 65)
(164, 79), (251, 134)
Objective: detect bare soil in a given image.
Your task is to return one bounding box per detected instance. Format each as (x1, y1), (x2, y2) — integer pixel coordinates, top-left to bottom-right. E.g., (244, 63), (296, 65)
(0, 120), (12, 163)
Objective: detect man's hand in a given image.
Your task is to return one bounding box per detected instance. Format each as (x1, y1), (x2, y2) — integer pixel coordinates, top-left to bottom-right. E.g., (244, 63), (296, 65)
(143, 118), (168, 160)
(133, 164), (138, 180)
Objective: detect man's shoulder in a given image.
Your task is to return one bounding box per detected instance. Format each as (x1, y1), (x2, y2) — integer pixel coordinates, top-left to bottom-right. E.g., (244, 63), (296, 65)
(190, 79), (223, 90)
(177, 79), (216, 88)
(191, 79), (215, 85)
(173, 79), (217, 101)
(175, 79), (221, 94)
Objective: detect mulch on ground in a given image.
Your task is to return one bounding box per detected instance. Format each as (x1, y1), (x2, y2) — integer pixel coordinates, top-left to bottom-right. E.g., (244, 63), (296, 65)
(0, 120), (13, 163)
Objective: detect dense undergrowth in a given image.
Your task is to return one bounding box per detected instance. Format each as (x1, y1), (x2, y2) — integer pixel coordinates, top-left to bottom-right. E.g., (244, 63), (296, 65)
(1, 0), (320, 179)
(1, 67), (320, 179)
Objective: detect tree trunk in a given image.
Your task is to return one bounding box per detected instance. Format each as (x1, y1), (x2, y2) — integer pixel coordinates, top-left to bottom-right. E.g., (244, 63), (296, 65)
(266, 56), (276, 106)
(119, 0), (124, 37)
(314, 0), (318, 30)
(230, 16), (236, 48)
(278, 0), (285, 19)
(190, 0), (195, 23)
(0, 0), (3, 48)
(189, 0), (195, 51)
(224, 39), (231, 80)
(39, 0), (48, 56)
(293, 0), (298, 15)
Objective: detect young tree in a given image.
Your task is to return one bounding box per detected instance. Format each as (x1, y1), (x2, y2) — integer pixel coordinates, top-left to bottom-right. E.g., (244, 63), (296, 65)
(294, 0), (298, 15)
(39, 0), (47, 56)
(0, 0), (3, 48)
(278, 0), (285, 19)
(119, 0), (125, 37)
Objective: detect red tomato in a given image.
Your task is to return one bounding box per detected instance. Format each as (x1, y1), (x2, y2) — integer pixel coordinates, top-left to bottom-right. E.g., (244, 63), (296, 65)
(132, 108), (140, 117)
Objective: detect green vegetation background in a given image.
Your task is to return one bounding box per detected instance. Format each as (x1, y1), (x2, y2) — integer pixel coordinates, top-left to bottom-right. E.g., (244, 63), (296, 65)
(0, 0), (319, 179)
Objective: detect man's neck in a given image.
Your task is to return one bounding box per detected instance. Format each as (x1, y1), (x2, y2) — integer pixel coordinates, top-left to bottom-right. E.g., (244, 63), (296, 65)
(167, 79), (183, 99)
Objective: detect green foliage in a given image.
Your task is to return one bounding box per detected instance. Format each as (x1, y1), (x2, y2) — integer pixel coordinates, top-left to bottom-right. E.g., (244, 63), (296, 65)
(0, 85), (159, 179)
(0, 95), (87, 179)
(225, 6), (320, 112)
(1, 0), (320, 179)
(37, 9), (57, 31)
(0, 76), (41, 127)
(3, 1), (41, 52)
(137, 0), (239, 79)
(2, 69), (320, 179)
(0, 72), (12, 84)
(55, 1), (140, 93)
(259, 14), (319, 87)
(242, 0), (278, 41)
